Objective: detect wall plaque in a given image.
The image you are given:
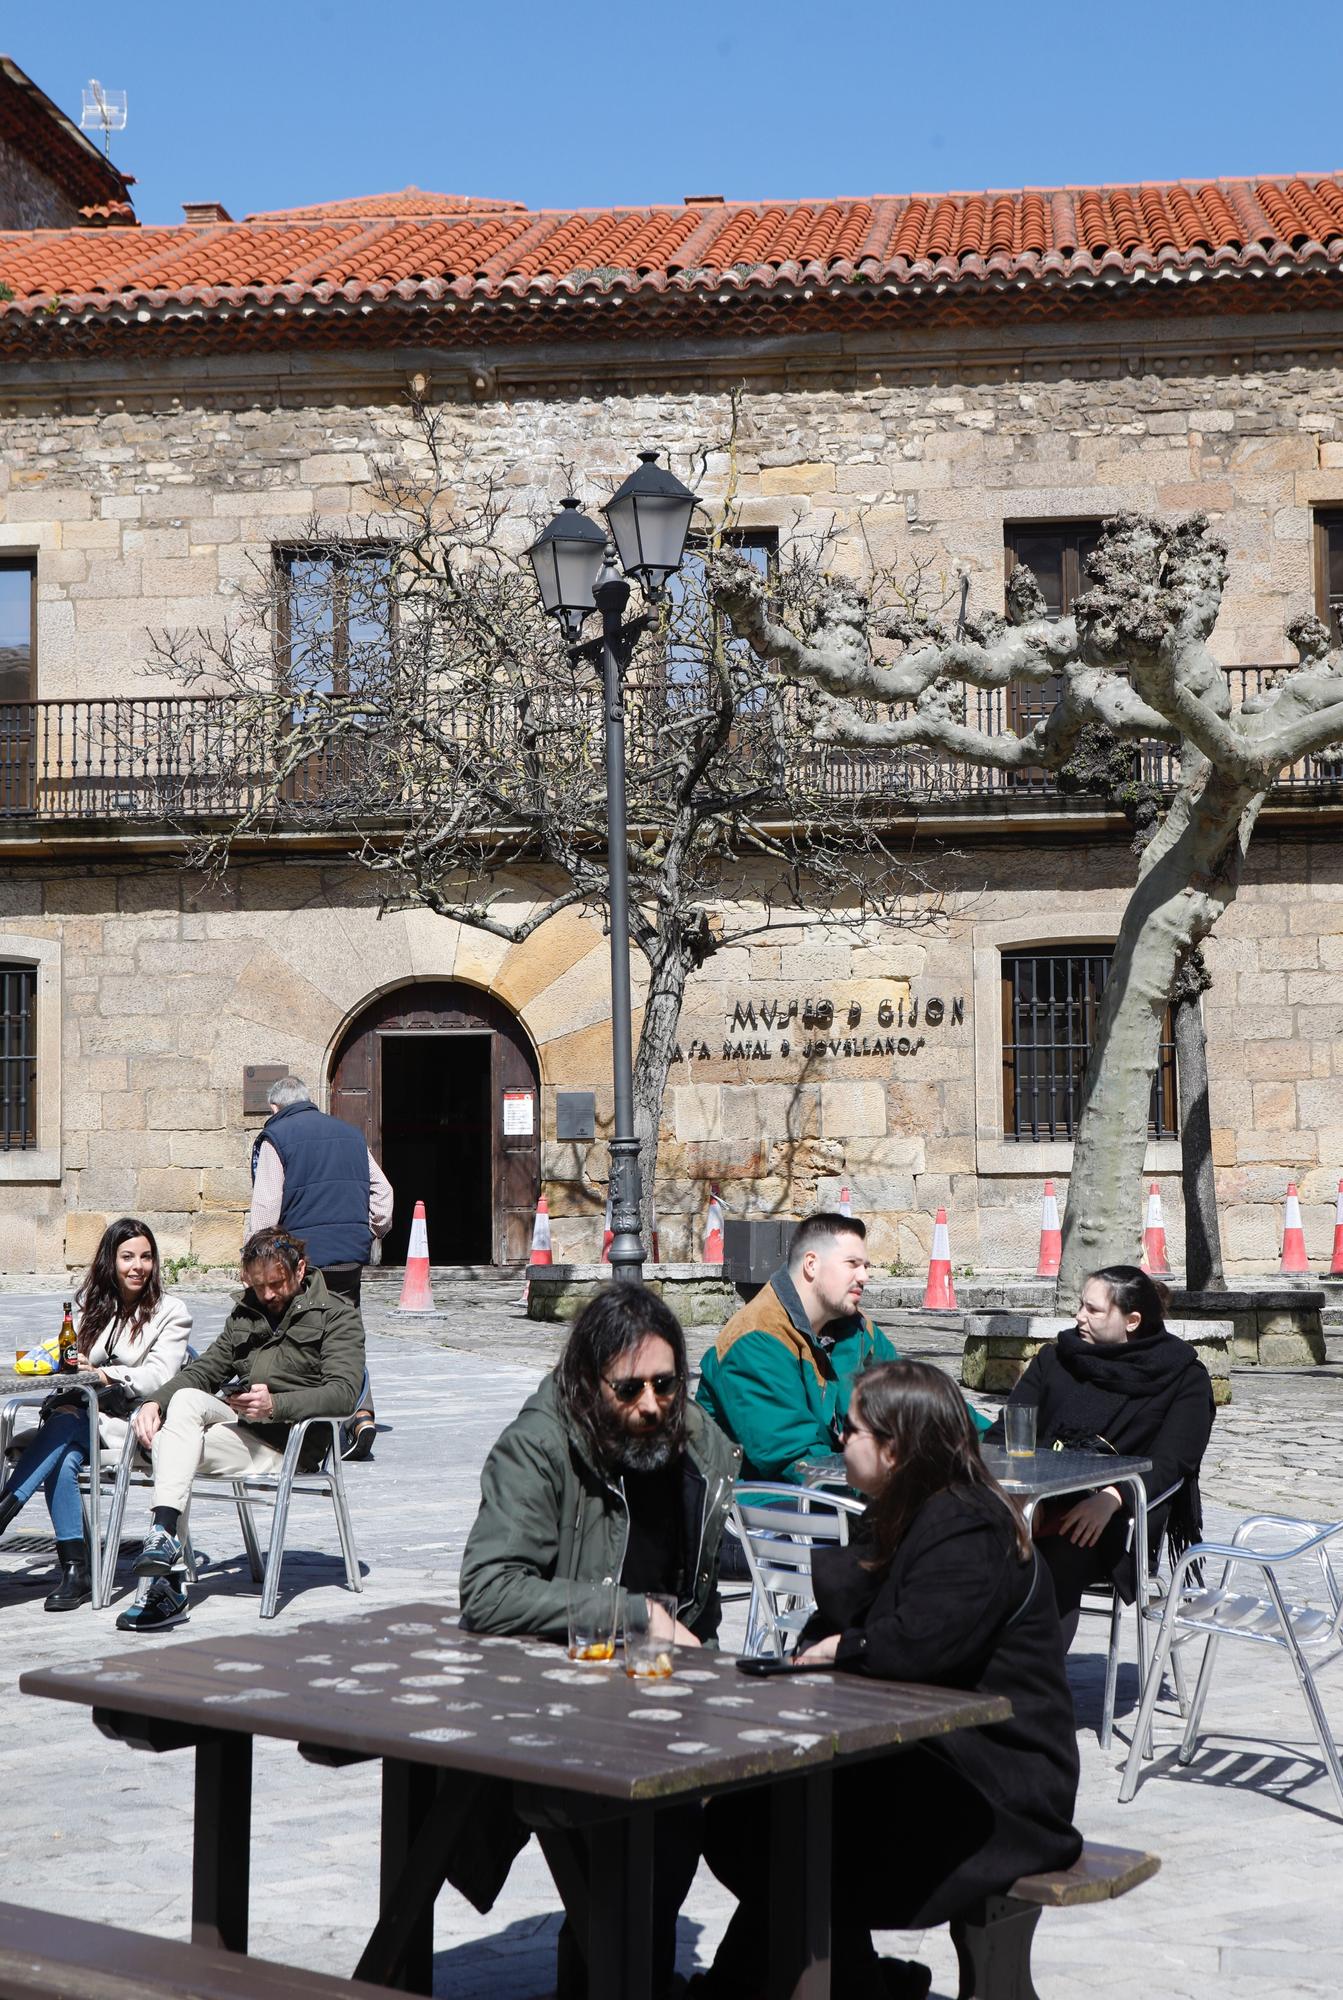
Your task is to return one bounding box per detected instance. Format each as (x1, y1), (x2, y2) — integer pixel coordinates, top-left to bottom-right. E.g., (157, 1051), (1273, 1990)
(242, 1064), (287, 1116)
(556, 1091), (596, 1140)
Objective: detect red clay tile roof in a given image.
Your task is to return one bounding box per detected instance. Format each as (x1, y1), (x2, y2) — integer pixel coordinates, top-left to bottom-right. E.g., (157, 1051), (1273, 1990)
(2, 172), (1342, 352)
(245, 186), (526, 219)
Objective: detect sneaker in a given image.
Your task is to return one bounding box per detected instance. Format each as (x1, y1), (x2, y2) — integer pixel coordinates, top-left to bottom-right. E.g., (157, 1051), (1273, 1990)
(341, 1411), (376, 1461)
(116, 1576), (189, 1633)
(133, 1523), (183, 1578)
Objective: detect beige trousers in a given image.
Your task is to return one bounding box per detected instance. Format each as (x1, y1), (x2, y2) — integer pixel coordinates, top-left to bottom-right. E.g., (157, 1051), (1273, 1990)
(150, 1387), (285, 1513)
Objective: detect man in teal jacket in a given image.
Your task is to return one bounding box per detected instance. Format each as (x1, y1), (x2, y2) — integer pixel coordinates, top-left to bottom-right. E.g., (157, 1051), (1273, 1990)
(698, 1211), (988, 1481)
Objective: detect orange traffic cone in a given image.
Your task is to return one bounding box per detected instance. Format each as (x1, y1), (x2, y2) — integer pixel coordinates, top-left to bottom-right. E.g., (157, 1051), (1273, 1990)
(1280, 1181), (1310, 1275)
(923, 1208), (957, 1311)
(703, 1188), (725, 1264)
(601, 1194), (613, 1263)
(529, 1196), (554, 1267)
(1035, 1180), (1062, 1278)
(838, 1185), (853, 1218)
(1141, 1183), (1171, 1277)
(397, 1199), (435, 1312)
(1331, 1181), (1343, 1277)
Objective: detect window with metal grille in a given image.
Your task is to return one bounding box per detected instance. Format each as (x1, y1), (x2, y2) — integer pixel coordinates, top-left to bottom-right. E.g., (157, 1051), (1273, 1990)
(1001, 950), (1177, 1142)
(0, 962), (37, 1150)
(1316, 511), (1343, 643)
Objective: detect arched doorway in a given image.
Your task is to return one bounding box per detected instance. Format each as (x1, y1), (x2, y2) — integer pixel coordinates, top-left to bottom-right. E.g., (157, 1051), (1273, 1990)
(329, 981), (541, 1266)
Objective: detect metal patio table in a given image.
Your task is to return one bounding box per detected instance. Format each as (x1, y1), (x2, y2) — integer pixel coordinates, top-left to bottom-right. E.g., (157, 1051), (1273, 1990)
(802, 1447), (1156, 1692)
(21, 1600), (1009, 2000)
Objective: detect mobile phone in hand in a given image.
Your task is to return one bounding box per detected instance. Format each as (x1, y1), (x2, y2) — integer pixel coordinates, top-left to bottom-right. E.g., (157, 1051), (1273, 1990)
(736, 1655), (831, 1677)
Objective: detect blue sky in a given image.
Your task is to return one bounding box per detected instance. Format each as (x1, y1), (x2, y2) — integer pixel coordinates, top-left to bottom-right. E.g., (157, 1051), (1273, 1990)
(14, 1), (1343, 225)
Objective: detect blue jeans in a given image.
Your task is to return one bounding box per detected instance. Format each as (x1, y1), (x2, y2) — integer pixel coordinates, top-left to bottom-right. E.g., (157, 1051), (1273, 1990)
(8, 1409), (89, 1542)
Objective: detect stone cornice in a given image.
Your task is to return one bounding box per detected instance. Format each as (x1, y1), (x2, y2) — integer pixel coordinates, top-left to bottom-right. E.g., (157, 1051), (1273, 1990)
(0, 302), (1342, 417)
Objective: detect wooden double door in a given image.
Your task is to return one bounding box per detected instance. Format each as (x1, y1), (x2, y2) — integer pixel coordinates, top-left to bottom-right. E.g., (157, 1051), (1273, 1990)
(329, 982), (541, 1266)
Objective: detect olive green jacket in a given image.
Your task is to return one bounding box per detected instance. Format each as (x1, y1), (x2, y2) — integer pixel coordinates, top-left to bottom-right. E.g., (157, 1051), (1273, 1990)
(458, 1371), (741, 1644)
(154, 1270), (365, 1472)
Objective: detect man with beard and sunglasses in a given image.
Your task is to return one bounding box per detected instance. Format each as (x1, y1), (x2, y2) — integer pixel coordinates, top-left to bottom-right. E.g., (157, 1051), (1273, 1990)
(455, 1282), (740, 1999)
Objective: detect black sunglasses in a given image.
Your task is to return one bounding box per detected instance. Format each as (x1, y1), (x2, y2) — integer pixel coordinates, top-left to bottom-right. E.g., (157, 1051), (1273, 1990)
(839, 1413), (878, 1444)
(604, 1372), (680, 1403)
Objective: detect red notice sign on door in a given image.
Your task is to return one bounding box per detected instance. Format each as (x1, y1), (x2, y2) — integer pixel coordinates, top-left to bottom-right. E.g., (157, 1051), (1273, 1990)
(502, 1088), (535, 1137)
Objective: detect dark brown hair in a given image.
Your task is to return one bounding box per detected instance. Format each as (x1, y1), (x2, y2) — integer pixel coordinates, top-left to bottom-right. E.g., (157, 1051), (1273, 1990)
(788, 1211), (866, 1271)
(74, 1216), (164, 1354)
(241, 1226), (308, 1277)
(555, 1282), (688, 1470)
(1085, 1264), (1169, 1339)
(853, 1359), (1031, 1565)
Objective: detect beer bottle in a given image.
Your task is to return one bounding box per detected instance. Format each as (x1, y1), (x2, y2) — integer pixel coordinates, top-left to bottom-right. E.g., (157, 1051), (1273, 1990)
(58, 1301), (77, 1372)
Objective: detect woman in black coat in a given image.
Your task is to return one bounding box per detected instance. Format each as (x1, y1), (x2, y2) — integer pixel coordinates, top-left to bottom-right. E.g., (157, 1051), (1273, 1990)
(696, 1360), (1082, 2000)
(986, 1265), (1217, 1641)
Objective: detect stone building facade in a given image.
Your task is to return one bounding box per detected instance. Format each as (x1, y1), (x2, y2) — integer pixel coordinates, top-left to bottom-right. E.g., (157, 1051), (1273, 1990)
(1, 169), (1343, 1275)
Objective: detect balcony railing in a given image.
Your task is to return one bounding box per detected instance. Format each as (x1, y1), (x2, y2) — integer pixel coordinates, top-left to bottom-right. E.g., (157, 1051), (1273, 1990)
(0, 671), (1339, 825)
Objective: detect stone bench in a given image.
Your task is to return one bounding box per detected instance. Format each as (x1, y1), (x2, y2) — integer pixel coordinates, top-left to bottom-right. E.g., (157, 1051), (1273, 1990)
(951, 1841), (1161, 1999)
(526, 1262), (738, 1323)
(962, 1313), (1232, 1402)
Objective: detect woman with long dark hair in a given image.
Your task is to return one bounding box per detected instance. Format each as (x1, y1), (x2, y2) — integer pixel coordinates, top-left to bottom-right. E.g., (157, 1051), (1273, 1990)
(697, 1361), (1081, 2000)
(988, 1264), (1216, 1642)
(0, 1217), (191, 1609)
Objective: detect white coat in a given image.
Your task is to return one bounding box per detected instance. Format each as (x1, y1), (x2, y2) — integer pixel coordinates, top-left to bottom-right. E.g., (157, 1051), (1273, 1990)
(80, 1294), (193, 1455)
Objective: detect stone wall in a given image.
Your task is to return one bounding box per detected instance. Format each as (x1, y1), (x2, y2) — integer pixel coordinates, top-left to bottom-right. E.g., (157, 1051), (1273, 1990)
(0, 135), (86, 230)
(0, 828), (1337, 1278)
(2, 331), (1343, 697)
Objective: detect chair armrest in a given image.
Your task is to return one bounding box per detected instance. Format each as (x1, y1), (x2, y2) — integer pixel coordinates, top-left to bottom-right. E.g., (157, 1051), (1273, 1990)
(276, 1414), (344, 1479)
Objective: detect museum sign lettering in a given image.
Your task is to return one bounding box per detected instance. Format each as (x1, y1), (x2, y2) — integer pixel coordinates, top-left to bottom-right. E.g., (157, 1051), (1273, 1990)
(672, 992), (967, 1063)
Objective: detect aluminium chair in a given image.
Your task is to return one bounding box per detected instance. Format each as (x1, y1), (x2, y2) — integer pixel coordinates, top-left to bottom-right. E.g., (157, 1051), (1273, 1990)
(1119, 1511), (1343, 1817)
(1078, 1476), (1189, 1749)
(726, 1482), (865, 1659)
(95, 1367), (369, 1619)
(0, 1384), (105, 1606)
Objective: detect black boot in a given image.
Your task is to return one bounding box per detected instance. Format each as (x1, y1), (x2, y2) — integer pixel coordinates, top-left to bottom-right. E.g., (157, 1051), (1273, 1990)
(44, 1538), (91, 1612)
(0, 1489), (21, 1538)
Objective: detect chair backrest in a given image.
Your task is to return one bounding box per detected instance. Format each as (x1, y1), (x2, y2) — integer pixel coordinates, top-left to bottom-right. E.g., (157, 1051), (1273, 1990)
(728, 1482), (866, 1657)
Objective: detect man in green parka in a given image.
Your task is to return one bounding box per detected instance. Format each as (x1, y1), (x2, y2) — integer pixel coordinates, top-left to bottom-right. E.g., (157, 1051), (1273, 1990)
(698, 1211), (987, 1482)
(457, 1281), (739, 2000)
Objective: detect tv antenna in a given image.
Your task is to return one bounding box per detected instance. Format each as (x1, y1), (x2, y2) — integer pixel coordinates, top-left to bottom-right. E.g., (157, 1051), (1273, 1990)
(79, 80), (127, 157)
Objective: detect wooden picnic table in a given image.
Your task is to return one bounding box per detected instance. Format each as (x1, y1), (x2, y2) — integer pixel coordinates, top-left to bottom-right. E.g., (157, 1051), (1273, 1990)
(21, 1600), (1009, 2000)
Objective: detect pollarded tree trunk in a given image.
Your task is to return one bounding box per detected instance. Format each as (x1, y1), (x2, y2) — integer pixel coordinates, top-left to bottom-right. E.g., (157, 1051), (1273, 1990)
(1172, 948), (1224, 1291)
(1058, 770), (1264, 1294)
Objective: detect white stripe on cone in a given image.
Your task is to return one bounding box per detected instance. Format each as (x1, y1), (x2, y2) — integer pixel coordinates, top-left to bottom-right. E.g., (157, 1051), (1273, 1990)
(1331, 1180), (1343, 1278)
(529, 1196), (553, 1267)
(704, 1189), (725, 1264)
(1036, 1179), (1062, 1278)
(838, 1186), (853, 1218)
(1141, 1182), (1171, 1277)
(1281, 1180), (1309, 1275)
(397, 1197), (435, 1312)
(601, 1194), (613, 1263)
(923, 1207), (957, 1311)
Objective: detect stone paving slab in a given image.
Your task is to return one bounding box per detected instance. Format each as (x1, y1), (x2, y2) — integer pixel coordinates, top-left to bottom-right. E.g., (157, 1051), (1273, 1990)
(0, 1285), (1340, 1995)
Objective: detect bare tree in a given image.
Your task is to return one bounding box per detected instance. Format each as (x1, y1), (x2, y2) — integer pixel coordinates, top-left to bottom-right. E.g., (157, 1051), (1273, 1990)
(150, 400), (947, 1242)
(710, 512), (1343, 1292)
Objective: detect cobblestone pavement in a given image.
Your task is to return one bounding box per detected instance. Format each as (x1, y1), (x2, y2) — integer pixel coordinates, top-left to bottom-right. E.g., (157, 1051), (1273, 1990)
(1, 1279), (1341, 1996)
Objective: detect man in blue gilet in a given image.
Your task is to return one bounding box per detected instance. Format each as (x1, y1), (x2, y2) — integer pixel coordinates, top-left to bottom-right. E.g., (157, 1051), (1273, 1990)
(248, 1074), (392, 1457)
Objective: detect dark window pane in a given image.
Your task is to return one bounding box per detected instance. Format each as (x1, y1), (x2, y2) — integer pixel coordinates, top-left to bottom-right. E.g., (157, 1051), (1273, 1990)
(0, 962), (37, 1150)
(662, 531), (776, 699)
(0, 565), (33, 703)
(1321, 513), (1343, 643)
(1002, 950), (1177, 1142)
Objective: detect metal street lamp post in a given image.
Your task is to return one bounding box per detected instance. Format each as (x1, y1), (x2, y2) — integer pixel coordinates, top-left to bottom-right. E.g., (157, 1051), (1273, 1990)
(526, 455), (698, 1281)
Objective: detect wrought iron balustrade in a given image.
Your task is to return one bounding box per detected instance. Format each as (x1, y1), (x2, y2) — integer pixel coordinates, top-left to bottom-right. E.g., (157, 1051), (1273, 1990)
(0, 672), (1338, 825)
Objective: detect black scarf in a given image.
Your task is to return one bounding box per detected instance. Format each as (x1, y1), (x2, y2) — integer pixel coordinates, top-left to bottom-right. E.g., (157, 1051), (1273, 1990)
(1046, 1326), (1210, 1561)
